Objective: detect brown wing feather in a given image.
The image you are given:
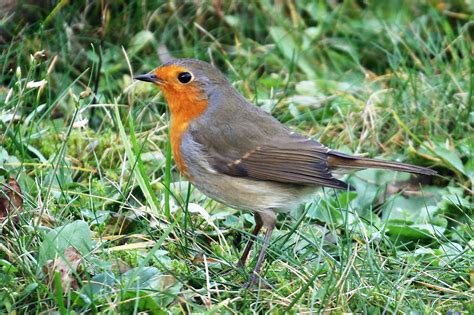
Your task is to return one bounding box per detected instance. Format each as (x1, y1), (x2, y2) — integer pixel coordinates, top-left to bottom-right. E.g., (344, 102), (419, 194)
(208, 137), (350, 190)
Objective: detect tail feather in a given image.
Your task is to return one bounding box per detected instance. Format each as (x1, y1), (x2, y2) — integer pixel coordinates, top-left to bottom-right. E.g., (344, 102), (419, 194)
(327, 151), (437, 176)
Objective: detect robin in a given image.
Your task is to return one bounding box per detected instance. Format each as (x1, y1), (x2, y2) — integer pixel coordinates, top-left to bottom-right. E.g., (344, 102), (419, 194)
(135, 59), (436, 286)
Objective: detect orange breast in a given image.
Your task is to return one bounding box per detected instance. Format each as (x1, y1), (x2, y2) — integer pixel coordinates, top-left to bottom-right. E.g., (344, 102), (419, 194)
(162, 85), (208, 177)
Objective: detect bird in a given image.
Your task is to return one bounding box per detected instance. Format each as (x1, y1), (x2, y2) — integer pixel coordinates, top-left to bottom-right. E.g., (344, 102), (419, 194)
(134, 58), (436, 287)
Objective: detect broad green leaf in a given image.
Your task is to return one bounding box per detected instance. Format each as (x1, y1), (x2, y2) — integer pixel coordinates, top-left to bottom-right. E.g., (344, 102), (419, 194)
(386, 223), (445, 239)
(123, 267), (163, 290)
(39, 220), (92, 265)
(123, 267), (182, 310)
(83, 272), (116, 297)
(435, 147), (465, 175)
(382, 195), (439, 223)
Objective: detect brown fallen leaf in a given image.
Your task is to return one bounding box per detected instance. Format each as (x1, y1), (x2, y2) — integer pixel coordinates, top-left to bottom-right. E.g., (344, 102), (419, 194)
(0, 177), (23, 220)
(43, 247), (82, 293)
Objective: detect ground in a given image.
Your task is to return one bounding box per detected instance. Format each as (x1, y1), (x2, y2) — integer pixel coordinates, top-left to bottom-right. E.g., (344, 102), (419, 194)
(0, 1), (473, 313)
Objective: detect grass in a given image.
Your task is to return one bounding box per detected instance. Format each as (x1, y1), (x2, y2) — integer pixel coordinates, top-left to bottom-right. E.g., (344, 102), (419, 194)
(0, 0), (473, 313)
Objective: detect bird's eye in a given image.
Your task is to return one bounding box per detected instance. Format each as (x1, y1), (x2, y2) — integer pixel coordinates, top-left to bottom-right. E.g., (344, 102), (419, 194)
(177, 72), (193, 84)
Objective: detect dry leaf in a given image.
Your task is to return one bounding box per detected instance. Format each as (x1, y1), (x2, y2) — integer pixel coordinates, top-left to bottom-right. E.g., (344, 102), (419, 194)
(0, 177), (23, 220)
(43, 247), (82, 293)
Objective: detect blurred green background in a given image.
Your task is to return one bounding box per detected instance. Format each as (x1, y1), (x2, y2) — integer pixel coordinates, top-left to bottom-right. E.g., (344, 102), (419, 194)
(0, 0), (473, 313)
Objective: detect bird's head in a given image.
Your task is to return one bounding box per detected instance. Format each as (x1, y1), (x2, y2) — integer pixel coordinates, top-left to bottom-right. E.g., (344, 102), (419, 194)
(135, 59), (230, 115)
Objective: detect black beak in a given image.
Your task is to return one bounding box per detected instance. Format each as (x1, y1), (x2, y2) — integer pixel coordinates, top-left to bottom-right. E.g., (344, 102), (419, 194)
(134, 73), (162, 84)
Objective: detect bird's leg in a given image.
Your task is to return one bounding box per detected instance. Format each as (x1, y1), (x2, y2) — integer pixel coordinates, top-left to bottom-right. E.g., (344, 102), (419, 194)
(246, 210), (276, 288)
(237, 212), (263, 268)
